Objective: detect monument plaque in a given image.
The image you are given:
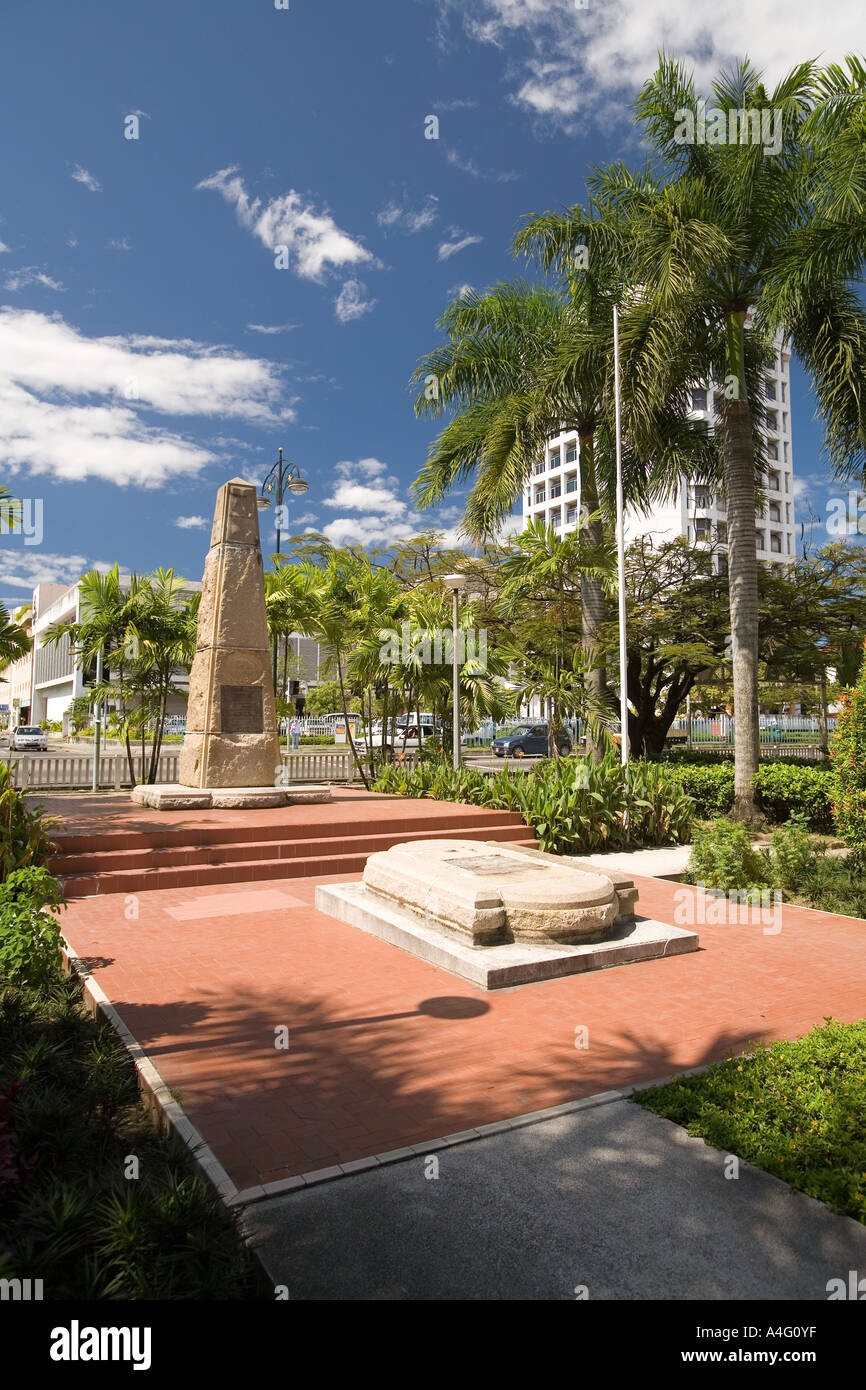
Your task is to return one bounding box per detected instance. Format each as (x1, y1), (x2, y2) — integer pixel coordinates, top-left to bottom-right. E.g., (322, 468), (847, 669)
(221, 685), (264, 735)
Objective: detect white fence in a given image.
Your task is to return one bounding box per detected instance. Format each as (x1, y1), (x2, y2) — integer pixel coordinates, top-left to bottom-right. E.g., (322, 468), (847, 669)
(7, 748), (377, 791)
(671, 713), (836, 745)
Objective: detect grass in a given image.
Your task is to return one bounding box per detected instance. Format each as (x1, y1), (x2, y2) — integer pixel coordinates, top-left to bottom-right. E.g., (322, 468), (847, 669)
(0, 970), (267, 1299)
(633, 1019), (866, 1224)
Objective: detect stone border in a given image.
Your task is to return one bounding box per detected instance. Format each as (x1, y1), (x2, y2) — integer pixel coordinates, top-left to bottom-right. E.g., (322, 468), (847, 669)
(61, 934), (239, 1205)
(61, 932), (715, 1212)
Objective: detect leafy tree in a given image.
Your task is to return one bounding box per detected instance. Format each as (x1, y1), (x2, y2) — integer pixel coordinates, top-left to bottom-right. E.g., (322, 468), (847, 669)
(575, 55), (866, 815)
(830, 638), (866, 852)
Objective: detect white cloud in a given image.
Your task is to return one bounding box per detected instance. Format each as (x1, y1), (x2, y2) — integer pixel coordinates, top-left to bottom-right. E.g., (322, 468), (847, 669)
(4, 267), (64, 292)
(174, 515), (209, 529)
(0, 552), (96, 590)
(443, 0), (863, 131)
(197, 165), (377, 282)
(334, 279), (376, 322)
(289, 511), (318, 525)
(334, 457), (391, 482)
(377, 194), (439, 234)
(434, 98), (479, 111)
(71, 164), (101, 192)
(446, 149), (520, 181)
(0, 241), (9, 254)
(320, 515), (421, 547)
(437, 231), (483, 261)
(0, 308), (293, 487)
(246, 322), (300, 334)
(106, 238), (132, 251)
(447, 282), (474, 298)
(66, 235), (78, 248)
(324, 481), (410, 519)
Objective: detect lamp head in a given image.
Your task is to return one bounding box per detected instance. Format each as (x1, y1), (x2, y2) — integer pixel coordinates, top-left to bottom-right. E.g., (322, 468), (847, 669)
(442, 573), (468, 592)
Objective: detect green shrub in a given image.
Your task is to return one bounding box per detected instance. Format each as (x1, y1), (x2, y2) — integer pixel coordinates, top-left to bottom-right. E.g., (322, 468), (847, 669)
(768, 812), (815, 890)
(0, 767), (58, 880)
(634, 1019), (866, 1224)
(830, 645), (866, 851)
(0, 868), (66, 989)
(687, 820), (771, 890)
(664, 762), (735, 817)
(374, 755), (694, 855)
(753, 763), (835, 831)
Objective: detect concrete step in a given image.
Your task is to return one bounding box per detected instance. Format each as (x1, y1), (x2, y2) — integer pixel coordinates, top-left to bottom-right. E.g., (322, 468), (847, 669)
(52, 821), (535, 877)
(52, 807), (527, 857)
(61, 834), (539, 897)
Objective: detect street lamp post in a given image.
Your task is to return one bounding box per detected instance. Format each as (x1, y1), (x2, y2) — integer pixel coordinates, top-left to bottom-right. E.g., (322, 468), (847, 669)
(258, 447), (308, 697)
(442, 573), (467, 770)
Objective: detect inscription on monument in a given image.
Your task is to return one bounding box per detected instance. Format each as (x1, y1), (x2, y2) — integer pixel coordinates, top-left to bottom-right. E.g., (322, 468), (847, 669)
(221, 684), (264, 734)
(447, 854), (549, 877)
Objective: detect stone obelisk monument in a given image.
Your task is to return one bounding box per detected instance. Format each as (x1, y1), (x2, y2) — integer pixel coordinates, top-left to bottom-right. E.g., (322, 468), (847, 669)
(132, 476), (329, 809)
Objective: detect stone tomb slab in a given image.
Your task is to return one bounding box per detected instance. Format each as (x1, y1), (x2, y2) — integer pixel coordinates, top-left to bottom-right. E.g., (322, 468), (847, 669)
(360, 838), (620, 947)
(315, 880), (699, 990)
(131, 783), (331, 810)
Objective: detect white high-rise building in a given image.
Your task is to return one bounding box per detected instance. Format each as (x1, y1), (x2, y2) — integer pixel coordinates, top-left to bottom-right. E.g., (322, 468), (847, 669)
(522, 329), (797, 571)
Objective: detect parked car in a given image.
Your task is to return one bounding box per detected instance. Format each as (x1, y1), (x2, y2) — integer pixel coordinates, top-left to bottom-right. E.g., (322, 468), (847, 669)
(10, 725), (48, 752)
(491, 723), (571, 758)
(356, 721), (439, 752)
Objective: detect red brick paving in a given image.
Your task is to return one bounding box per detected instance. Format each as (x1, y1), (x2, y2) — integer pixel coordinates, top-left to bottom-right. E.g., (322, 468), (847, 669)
(56, 802), (866, 1192)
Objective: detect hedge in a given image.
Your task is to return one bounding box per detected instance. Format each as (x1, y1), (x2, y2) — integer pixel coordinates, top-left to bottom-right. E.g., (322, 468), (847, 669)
(664, 759), (835, 829)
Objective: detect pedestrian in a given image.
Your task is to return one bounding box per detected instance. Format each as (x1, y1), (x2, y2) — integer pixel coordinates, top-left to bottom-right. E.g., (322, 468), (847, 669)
(290, 717), (300, 751)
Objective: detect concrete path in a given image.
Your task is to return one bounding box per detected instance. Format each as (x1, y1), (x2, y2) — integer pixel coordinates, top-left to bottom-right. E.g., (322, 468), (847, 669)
(245, 1097), (866, 1301)
(582, 844), (694, 879)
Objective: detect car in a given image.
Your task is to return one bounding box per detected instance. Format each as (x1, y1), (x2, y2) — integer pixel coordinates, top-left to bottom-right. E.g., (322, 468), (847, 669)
(10, 725), (48, 752)
(356, 721), (439, 752)
(490, 723), (572, 758)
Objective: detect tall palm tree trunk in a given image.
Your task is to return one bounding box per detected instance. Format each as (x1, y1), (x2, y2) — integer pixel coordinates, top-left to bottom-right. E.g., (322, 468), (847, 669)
(578, 429), (609, 761)
(723, 391), (761, 820)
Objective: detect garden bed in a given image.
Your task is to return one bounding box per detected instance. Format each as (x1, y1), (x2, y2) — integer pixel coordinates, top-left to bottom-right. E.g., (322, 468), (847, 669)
(634, 1020), (866, 1225)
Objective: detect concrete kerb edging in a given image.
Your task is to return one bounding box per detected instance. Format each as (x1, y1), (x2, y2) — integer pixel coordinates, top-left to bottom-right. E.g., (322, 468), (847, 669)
(60, 934), (718, 1210)
(61, 935), (239, 1205)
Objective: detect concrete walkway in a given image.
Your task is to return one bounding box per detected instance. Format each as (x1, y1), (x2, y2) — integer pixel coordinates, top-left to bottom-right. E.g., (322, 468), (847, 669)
(245, 1096), (866, 1301)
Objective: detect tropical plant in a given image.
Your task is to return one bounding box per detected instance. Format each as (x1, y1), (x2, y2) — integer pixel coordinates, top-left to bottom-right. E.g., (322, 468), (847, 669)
(0, 766), (58, 878)
(552, 55), (866, 815)
(830, 639), (866, 852)
(0, 603), (31, 668)
(0, 868), (65, 988)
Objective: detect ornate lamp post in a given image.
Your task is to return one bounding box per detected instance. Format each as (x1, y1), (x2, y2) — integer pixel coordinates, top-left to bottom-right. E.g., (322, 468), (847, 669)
(257, 447), (309, 695)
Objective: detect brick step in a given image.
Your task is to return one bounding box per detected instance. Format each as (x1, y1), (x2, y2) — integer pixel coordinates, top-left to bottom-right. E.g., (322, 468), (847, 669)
(52, 806), (527, 857)
(61, 835), (540, 897)
(51, 820), (535, 876)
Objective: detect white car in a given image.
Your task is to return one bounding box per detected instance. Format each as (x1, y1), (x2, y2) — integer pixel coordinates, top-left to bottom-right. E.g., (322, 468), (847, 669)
(356, 722), (439, 752)
(10, 725), (48, 751)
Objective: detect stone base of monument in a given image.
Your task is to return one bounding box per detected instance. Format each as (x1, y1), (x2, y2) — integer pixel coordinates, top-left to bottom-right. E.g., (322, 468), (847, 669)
(130, 783), (331, 810)
(316, 838), (698, 989)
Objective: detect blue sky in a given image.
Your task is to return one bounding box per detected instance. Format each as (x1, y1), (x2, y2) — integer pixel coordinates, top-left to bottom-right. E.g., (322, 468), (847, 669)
(0, 0), (860, 607)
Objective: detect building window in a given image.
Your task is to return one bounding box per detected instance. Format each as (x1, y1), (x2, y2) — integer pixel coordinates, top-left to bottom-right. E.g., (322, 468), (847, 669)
(767, 440), (779, 460)
(549, 508), (561, 528)
(565, 475), (578, 494)
(766, 410), (778, 432)
(549, 450), (560, 468)
(768, 469), (781, 491)
(765, 379), (777, 400)
(691, 388), (708, 410)
(756, 530), (765, 551)
(566, 504), (577, 524)
(716, 494), (726, 512)
(565, 445), (577, 463)
(769, 502), (781, 522)
(694, 517), (711, 540)
(550, 483), (561, 499)
(534, 460), (545, 475)
(535, 488), (545, 504)
(786, 503), (792, 523)
(716, 521), (727, 543)
(770, 532), (782, 553)
(691, 487), (712, 509)
(718, 555), (729, 576)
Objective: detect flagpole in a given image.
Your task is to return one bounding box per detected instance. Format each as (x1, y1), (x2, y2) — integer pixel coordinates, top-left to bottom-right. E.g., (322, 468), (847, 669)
(613, 304), (629, 774)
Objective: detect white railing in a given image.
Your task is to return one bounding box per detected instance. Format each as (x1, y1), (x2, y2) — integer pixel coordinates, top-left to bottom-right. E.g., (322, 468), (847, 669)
(670, 713), (837, 744)
(8, 746), (411, 790)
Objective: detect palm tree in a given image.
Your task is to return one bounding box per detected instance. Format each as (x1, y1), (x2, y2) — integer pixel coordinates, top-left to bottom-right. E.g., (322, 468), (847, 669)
(411, 262), (715, 758)
(498, 515), (614, 755)
(0, 604), (32, 667)
(562, 55), (866, 817)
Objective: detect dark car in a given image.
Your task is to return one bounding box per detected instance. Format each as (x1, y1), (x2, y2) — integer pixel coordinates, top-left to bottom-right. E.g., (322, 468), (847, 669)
(490, 723), (572, 758)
